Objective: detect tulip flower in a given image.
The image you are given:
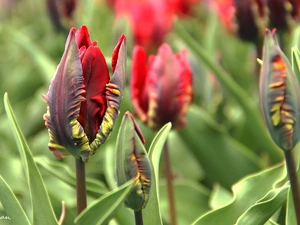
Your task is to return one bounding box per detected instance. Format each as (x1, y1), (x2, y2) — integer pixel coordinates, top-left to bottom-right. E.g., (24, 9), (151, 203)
(259, 29), (300, 151)
(116, 112), (151, 211)
(131, 43), (193, 130)
(268, 0), (300, 32)
(43, 26), (126, 162)
(113, 0), (173, 51)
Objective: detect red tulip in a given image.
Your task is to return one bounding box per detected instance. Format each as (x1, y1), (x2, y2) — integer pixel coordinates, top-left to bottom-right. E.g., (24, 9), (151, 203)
(131, 43), (193, 130)
(114, 0), (173, 50)
(268, 0), (300, 31)
(43, 26), (126, 162)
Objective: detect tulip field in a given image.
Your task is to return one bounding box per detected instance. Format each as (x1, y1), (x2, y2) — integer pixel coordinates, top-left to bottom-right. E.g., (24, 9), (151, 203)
(1, 0), (300, 225)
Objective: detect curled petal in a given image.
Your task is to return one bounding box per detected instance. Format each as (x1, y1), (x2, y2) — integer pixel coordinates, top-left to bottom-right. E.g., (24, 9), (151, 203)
(259, 29), (300, 151)
(116, 112), (151, 210)
(43, 28), (90, 161)
(89, 35), (127, 153)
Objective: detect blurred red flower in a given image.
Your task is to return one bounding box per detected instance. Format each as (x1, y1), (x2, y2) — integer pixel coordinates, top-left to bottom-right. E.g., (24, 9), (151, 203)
(214, 0), (300, 42)
(114, 0), (173, 50)
(131, 43), (193, 130)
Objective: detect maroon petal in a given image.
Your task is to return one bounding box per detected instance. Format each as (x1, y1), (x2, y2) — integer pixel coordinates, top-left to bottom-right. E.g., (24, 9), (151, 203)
(75, 25), (93, 49)
(90, 35), (127, 153)
(112, 34), (126, 73)
(43, 28), (90, 161)
(131, 45), (149, 122)
(77, 45), (110, 142)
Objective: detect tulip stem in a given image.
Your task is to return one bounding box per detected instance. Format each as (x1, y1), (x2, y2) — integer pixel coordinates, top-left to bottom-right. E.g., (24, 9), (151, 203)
(163, 140), (177, 225)
(284, 150), (300, 225)
(75, 157), (87, 215)
(134, 210), (143, 225)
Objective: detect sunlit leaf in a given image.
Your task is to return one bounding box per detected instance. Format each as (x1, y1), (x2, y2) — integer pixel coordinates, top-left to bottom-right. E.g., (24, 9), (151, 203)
(0, 176), (31, 225)
(192, 163), (286, 225)
(209, 184), (232, 210)
(4, 93), (59, 225)
(236, 183), (289, 225)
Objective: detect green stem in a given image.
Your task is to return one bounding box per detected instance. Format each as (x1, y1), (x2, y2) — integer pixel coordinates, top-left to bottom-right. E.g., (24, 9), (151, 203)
(163, 140), (177, 225)
(284, 151), (300, 225)
(75, 157), (87, 215)
(134, 210), (144, 225)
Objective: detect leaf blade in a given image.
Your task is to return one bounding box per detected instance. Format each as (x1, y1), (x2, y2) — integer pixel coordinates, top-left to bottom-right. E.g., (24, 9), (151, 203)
(143, 123), (172, 225)
(0, 176), (31, 225)
(4, 93), (59, 225)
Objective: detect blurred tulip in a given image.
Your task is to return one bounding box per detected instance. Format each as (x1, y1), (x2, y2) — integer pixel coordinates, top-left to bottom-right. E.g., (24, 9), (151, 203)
(116, 112), (151, 211)
(166, 0), (200, 16)
(113, 0), (173, 51)
(46, 0), (77, 31)
(215, 0), (300, 43)
(259, 29), (300, 151)
(233, 0), (267, 43)
(131, 44), (193, 130)
(268, 0), (300, 32)
(43, 26), (126, 162)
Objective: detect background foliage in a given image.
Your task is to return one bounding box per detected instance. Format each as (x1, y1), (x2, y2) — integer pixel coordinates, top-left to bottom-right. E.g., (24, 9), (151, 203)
(0, 0), (300, 225)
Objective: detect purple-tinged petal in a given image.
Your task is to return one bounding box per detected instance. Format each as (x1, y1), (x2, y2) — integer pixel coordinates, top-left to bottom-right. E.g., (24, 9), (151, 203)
(90, 35), (127, 153)
(43, 28), (90, 161)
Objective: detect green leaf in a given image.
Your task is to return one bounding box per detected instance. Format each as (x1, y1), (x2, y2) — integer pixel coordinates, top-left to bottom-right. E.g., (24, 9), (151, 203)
(9, 27), (56, 82)
(35, 156), (107, 198)
(209, 184), (233, 210)
(192, 163), (286, 225)
(4, 93), (59, 225)
(159, 180), (210, 225)
(286, 188), (297, 225)
(0, 176), (31, 225)
(236, 183), (289, 225)
(291, 46), (300, 84)
(104, 144), (118, 190)
(180, 105), (264, 188)
(74, 179), (135, 225)
(143, 123), (172, 225)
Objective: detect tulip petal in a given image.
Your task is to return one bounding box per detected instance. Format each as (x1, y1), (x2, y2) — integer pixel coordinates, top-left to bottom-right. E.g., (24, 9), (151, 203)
(259, 29), (300, 151)
(116, 112), (151, 211)
(43, 28), (90, 161)
(131, 46), (149, 122)
(75, 25), (93, 49)
(90, 35), (127, 153)
(77, 45), (109, 142)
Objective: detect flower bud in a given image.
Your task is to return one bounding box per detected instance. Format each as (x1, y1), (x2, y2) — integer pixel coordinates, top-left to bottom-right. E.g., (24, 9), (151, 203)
(259, 29), (300, 151)
(43, 26), (126, 162)
(115, 112), (151, 211)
